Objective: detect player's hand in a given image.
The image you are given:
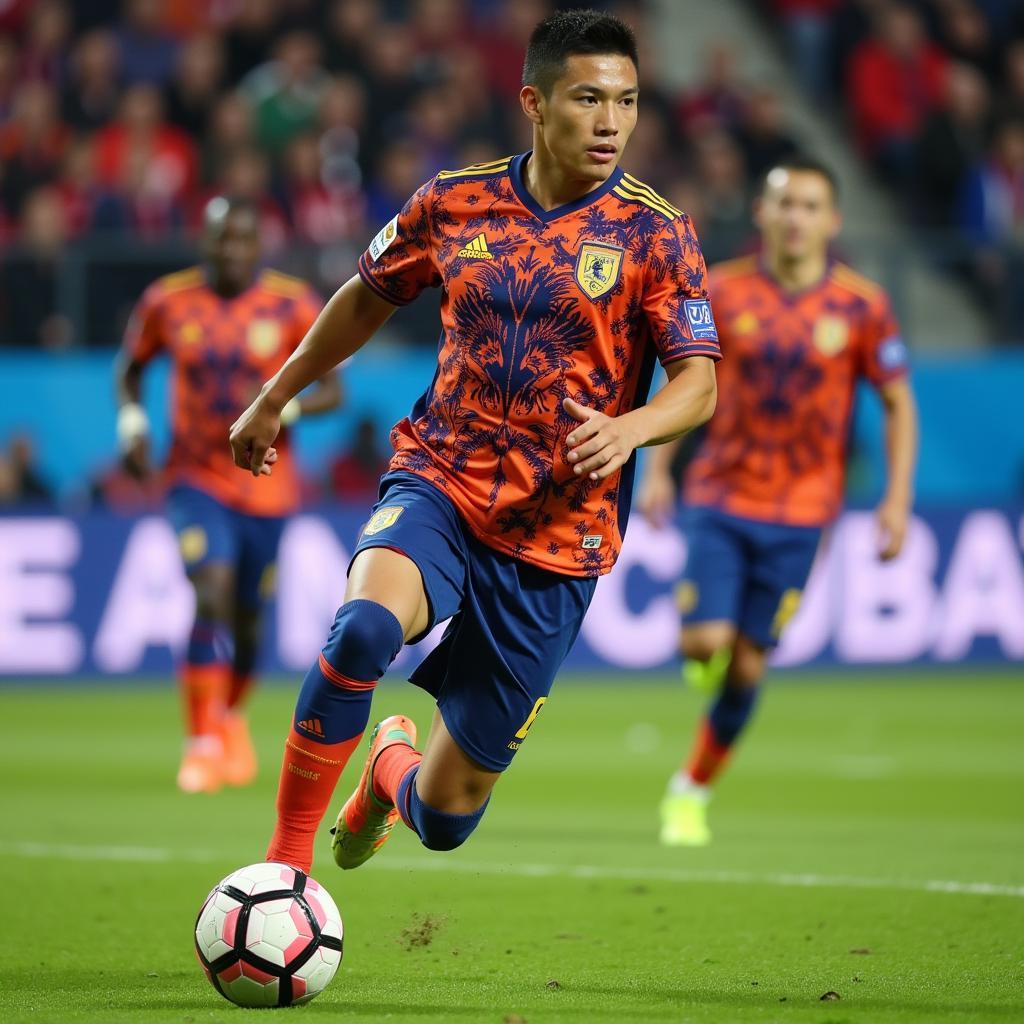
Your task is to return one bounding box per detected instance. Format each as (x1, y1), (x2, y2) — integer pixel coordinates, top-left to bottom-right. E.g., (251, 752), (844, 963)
(636, 468), (676, 529)
(229, 393), (282, 478)
(564, 397), (641, 482)
(875, 497), (909, 561)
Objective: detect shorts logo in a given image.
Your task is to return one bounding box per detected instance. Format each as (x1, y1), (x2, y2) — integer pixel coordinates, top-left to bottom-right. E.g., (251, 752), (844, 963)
(248, 319), (281, 357)
(676, 580), (698, 615)
(363, 505), (404, 536)
(771, 588), (803, 639)
(179, 526), (208, 564)
(508, 696), (547, 751)
(813, 316), (848, 356)
(684, 299), (718, 341)
(369, 215), (399, 262)
(575, 242), (623, 300)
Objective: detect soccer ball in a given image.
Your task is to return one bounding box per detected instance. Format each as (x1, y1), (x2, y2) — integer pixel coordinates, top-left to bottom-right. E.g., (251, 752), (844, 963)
(194, 862), (343, 1007)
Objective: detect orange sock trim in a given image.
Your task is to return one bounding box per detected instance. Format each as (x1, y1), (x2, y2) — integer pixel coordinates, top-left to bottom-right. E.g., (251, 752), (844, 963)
(227, 672), (253, 711)
(181, 663), (230, 738)
(372, 742), (422, 804)
(686, 718), (732, 785)
(265, 727), (362, 873)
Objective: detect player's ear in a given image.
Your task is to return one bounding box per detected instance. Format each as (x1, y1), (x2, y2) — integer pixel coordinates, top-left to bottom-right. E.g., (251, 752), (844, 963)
(829, 208), (843, 239)
(520, 84), (544, 126)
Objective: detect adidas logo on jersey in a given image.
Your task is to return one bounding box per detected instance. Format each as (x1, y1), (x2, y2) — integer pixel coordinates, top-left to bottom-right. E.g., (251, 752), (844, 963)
(458, 233), (494, 260)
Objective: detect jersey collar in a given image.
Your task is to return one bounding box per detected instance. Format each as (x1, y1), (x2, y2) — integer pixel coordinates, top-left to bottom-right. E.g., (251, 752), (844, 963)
(509, 151), (624, 224)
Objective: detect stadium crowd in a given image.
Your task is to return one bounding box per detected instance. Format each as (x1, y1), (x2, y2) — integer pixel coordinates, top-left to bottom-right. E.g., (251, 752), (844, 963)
(0, 0), (1020, 346)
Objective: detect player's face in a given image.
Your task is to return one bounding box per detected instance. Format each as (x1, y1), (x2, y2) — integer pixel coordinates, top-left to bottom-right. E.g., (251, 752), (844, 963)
(530, 53), (639, 184)
(206, 209), (261, 293)
(756, 169), (841, 263)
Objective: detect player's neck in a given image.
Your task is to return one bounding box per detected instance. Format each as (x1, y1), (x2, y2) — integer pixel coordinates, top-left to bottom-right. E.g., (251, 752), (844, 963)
(523, 142), (603, 211)
(766, 251), (829, 294)
(207, 267), (254, 299)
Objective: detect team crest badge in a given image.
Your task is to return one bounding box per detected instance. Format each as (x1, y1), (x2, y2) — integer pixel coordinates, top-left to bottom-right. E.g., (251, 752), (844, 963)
(575, 242), (623, 300)
(363, 506), (404, 536)
(180, 320), (203, 345)
(248, 319), (281, 357)
(813, 316), (849, 356)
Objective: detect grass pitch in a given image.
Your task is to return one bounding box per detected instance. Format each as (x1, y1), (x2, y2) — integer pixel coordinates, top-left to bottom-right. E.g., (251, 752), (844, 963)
(0, 670), (1022, 1023)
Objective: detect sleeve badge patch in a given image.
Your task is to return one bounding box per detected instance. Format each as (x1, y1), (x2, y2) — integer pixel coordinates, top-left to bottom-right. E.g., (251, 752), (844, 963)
(879, 336), (908, 370)
(363, 505), (404, 536)
(369, 215), (399, 263)
(683, 299), (719, 341)
(575, 242), (624, 300)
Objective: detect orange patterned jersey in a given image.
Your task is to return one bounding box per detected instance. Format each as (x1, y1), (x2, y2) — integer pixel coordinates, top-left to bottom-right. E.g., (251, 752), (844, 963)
(123, 266), (322, 516)
(685, 256), (909, 527)
(358, 153), (720, 577)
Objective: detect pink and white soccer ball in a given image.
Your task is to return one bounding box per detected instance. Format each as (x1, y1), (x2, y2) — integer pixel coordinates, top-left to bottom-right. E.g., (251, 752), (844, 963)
(194, 862), (343, 1008)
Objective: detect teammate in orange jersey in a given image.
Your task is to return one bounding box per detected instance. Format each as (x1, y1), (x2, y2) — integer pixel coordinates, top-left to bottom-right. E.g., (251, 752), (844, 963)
(115, 197), (341, 794)
(638, 156), (919, 846)
(228, 9), (719, 875)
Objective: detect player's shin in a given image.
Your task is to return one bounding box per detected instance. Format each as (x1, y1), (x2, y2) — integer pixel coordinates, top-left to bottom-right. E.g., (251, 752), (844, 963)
(266, 600), (404, 871)
(684, 684), (760, 788)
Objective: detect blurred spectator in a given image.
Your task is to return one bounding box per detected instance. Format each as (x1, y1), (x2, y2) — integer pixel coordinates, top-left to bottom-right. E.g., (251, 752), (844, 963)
(241, 31), (329, 156)
(475, 0), (547, 101)
(936, 0), (1000, 81)
(224, 0), (281, 82)
(324, 0), (379, 77)
(772, 0), (843, 98)
(403, 84), (465, 171)
(318, 74), (367, 193)
(997, 40), (1024, 123)
(0, 187), (70, 348)
(692, 130), (752, 264)
(0, 81), (69, 217)
(89, 435), (163, 513)
(200, 92), (255, 185)
(366, 138), (431, 227)
(93, 84), (198, 211)
(736, 86), (799, 181)
(847, 3), (948, 181)
(166, 34), (226, 140)
(960, 118), (1024, 335)
(115, 0), (181, 87)
(678, 44), (748, 139)
(412, 0), (472, 62)
(361, 24), (419, 152)
(328, 417), (390, 500)
(281, 132), (361, 244)
(915, 62), (992, 227)
(54, 138), (102, 237)
(20, 0), (71, 86)
(7, 433), (53, 505)
(0, 35), (19, 122)
(62, 30), (122, 133)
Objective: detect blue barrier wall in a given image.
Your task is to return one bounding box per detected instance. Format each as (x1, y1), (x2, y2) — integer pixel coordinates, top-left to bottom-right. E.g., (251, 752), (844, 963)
(3, 350), (1024, 504)
(1, 504), (1021, 677)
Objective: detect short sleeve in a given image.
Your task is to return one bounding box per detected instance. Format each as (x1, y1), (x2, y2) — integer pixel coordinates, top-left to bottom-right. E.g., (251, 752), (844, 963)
(121, 282), (166, 365)
(357, 180), (442, 306)
(858, 292), (909, 388)
(642, 214), (722, 365)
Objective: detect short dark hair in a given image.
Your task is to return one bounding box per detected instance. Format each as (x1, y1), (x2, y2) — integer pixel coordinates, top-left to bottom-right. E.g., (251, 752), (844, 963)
(203, 194), (260, 232)
(522, 9), (638, 97)
(761, 155), (840, 202)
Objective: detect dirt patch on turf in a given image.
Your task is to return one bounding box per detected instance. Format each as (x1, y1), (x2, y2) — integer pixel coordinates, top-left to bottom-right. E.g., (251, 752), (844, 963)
(398, 913), (445, 950)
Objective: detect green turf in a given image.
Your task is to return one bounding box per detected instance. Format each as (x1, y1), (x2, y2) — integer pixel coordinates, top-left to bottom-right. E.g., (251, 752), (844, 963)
(1, 670), (1022, 1023)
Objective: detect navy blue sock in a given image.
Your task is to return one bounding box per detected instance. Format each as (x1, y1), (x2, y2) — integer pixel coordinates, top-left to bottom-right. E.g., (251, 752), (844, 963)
(292, 600), (404, 745)
(708, 685), (759, 746)
(396, 766), (488, 852)
(187, 616), (232, 665)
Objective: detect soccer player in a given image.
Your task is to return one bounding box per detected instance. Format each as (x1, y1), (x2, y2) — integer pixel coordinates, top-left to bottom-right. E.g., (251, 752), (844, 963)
(228, 9), (720, 874)
(116, 196), (341, 794)
(638, 156), (918, 846)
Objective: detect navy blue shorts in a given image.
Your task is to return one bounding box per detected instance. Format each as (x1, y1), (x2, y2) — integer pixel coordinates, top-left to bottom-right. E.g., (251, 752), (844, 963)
(679, 505), (821, 649)
(166, 485), (286, 610)
(352, 472), (597, 773)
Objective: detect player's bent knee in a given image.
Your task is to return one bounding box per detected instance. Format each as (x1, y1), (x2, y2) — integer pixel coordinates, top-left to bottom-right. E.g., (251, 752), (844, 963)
(730, 636), (767, 688)
(408, 784), (489, 852)
(321, 599), (405, 683)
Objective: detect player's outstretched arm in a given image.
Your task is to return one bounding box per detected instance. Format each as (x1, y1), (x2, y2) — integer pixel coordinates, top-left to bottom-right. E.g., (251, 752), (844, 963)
(230, 275), (396, 476)
(565, 356), (717, 483)
(876, 376), (918, 561)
